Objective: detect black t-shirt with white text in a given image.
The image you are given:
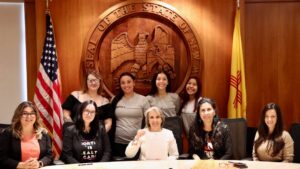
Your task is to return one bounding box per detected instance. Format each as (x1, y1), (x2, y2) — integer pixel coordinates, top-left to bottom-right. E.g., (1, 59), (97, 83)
(79, 132), (99, 162)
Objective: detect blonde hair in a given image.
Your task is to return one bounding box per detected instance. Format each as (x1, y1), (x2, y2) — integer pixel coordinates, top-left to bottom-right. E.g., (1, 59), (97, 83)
(11, 101), (47, 140)
(145, 106), (165, 129)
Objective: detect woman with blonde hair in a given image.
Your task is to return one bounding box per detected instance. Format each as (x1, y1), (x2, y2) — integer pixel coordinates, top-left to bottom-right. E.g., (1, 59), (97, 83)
(125, 107), (178, 160)
(0, 101), (53, 169)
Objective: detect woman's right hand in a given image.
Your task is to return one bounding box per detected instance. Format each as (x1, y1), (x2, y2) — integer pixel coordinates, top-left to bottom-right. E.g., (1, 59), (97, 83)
(136, 129), (146, 139)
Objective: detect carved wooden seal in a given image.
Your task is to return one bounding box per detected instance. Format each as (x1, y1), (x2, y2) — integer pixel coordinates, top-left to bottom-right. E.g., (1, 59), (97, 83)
(82, 0), (202, 96)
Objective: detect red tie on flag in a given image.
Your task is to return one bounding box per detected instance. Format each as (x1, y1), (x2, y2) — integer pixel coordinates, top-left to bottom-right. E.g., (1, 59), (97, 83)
(33, 12), (63, 159)
(227, 6), (247, 119)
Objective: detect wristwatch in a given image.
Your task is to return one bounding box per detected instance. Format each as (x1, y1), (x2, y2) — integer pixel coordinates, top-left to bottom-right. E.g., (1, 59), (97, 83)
(39, 161), (44, 168)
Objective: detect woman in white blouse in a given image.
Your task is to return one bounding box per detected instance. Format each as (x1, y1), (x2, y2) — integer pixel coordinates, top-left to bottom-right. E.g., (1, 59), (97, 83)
(125, 107), (179, 160)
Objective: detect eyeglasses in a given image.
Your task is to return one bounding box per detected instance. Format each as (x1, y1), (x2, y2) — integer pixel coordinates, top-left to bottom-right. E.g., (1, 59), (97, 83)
(22, 112), (36, 117)
(87, 78), (100, 84)
(83, 110), (96, 116)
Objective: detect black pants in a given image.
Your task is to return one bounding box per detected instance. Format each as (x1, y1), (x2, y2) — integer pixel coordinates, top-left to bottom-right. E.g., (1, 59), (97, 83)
(112, 142), (140, 160)
(113, 142), (127, 157)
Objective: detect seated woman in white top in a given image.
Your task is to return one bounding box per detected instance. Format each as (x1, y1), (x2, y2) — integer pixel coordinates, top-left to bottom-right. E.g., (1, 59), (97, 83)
(125, 107), (179, 160)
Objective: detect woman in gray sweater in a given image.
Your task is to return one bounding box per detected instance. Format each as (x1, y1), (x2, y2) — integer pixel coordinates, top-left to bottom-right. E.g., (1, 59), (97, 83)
(110, 72), (150, 158)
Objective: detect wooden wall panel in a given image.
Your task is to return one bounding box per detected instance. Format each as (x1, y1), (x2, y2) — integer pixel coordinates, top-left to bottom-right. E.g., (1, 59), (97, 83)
(27, 0), (235, 118)
(245, 1), (300, 128)
(26, 0), (300, 129)
(166, 0), (235, 117)
(24, 0), (37, 100)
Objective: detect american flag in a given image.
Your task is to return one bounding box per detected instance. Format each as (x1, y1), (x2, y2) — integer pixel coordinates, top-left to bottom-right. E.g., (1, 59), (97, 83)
(33, 13), (63, 159)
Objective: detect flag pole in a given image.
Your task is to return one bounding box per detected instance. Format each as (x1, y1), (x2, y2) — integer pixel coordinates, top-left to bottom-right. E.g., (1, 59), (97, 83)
(228, 0), (247, 118)
(35, 0), (63, 159)
(45, 0), (52, 14)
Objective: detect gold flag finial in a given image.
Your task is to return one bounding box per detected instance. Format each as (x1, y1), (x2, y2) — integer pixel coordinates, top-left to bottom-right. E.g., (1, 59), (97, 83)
(45, 0), (52, 13)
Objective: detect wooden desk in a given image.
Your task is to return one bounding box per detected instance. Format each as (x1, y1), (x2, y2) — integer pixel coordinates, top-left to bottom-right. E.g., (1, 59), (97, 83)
(42, 160), (300, 169)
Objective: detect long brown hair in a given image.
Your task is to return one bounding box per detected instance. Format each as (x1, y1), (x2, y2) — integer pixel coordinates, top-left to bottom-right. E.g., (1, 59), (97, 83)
(82, 70), (103, 95)
(194, 98), (219, 132)
(254, 103), (284, 157)
(148, 70), (172, 96)
(75, 100), (99, 137)
(180, 76), (202, 115)
(11, 101), (46, 139)
(111, 72), (136, 110)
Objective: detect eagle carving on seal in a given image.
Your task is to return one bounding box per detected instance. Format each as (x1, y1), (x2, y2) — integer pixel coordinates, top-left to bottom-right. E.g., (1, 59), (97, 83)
(111, 25), (176, 79)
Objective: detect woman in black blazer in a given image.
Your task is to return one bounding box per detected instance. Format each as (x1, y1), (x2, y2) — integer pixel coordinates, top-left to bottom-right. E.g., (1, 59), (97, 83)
(61, 100), (111, 163)
(188, 98), (232, 160)
(0, 101), (53, 169)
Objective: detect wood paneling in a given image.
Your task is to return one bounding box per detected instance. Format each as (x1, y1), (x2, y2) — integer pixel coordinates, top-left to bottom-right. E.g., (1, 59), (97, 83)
(26, 0), (300, 129)
(27, 0), (235, 119)
(245, 1), (300, 128)
(24, 0), (37, 101)
(81, 1), (203, 97)
(25, 0), (300, 127)
(162, 0), (235, 117)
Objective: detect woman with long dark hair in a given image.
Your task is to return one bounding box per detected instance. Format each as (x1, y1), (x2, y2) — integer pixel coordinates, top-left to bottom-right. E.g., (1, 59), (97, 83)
(61, 100), (111, 163)
(110, 72), (150, 157)
(147, 70), (180, 117)
(253, 103), (294, 162)
(180, 76), (202, 136)
(188, 98), (232, 159)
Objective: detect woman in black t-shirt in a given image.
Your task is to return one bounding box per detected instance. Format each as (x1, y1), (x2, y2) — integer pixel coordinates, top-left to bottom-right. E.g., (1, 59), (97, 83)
(61, 100), (111, 163)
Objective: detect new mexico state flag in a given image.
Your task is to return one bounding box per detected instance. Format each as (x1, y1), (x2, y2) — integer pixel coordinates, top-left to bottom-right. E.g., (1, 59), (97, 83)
(228, 8), (247, 119)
